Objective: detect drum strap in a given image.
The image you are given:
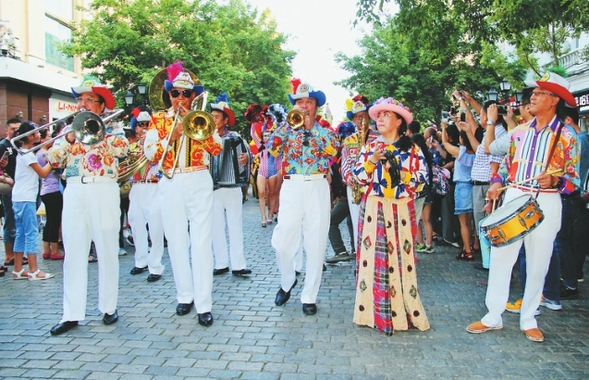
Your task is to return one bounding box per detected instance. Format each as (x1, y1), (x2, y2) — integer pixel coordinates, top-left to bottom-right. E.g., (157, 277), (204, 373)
(535, 122), (563, 199)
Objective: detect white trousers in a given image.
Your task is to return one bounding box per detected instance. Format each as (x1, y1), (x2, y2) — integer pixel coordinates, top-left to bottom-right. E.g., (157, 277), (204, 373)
(272, 179), (330, 303)
(347, 186), (360, 250)
(128, 183), (165, 275)
(60, 181), (120, 322)
(481, 188), (561, 330)
(212, 187), (247, 270)
(159, 170), (214, 313)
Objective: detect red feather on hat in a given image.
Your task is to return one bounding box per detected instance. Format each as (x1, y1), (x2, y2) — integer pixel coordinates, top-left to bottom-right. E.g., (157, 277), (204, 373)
(167, 61), (185, 81)
(290, 78), (301, 94)
(352, 94), (369, 105)
(131, 107), (141, 118)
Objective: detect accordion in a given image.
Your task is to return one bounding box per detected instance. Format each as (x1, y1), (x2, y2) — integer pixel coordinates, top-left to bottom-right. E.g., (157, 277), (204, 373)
(211, 134), (250, 189)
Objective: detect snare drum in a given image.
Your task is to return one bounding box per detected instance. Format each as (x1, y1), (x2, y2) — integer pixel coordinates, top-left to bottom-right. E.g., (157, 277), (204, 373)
(479, 195), (544, 247)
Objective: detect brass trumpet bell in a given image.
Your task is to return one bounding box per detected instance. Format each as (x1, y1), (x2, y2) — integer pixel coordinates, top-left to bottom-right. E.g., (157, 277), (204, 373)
(182, 110), (215, 141)
(287, 109), (306, 129)
(71, 111), (106, 145)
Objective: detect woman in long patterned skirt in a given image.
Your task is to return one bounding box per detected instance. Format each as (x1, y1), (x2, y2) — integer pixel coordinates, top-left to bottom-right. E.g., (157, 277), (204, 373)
(352, 97), (430, 335)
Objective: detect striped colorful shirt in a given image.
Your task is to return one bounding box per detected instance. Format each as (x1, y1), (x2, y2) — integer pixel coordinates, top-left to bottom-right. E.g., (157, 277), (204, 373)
(353, 136), (428, 199)
(268, 122), (339, 175)
(498, 116), (579, 194)
(341, 128), (380, 183)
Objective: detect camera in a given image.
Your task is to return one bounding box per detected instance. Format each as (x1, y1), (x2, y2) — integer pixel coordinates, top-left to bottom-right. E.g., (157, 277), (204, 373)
(441, 111), (450, 122)
(497, 105), (508, 115)
(460, 112), (466, 122)
(449, 106), (457, 115)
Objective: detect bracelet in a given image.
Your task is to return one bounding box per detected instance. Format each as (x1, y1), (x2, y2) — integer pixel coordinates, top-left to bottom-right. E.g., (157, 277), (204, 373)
(367, 159), (378, 165)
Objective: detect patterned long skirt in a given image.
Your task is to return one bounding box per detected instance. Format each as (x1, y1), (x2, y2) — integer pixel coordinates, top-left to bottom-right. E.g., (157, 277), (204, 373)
(353, 195), (430, 335)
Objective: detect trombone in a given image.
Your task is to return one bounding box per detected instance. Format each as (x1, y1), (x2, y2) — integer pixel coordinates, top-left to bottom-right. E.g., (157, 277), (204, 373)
(10, 109), (124, 155)
(158, 92), (215, 179)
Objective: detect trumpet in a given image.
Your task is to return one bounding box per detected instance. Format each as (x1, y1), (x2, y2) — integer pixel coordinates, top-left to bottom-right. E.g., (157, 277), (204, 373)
(158, 92), (215, 179)
(286, 109), (308, 130)
(10, 109), (123, 154)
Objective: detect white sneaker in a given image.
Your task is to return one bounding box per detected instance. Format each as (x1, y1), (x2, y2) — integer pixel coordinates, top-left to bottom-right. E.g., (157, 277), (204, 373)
(118, 248), (127, 256)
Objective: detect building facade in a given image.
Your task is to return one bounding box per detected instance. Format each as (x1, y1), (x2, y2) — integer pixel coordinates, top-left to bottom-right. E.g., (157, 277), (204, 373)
(0, 0), (89, 138)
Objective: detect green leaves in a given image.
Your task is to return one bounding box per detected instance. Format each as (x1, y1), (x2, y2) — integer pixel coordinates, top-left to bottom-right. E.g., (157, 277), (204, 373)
(61, 0), (293, 136)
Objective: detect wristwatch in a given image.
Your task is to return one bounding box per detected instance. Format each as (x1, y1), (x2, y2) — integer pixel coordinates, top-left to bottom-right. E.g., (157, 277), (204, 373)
(486, 120), (495, 126)
(555, 177), (563, 189)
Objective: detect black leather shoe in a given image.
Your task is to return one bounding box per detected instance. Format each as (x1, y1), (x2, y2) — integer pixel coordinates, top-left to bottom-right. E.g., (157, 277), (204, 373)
(213, 267), (229, 275)
(102, 310), (119, 325)
(232, 269), (252, 276)
(302, 303), (317, 315)
(275, 279), (297, 306)
(147, 274), (162, 282)
(198, 312), (214, 327)
(176, 302), (194, 316)
(130, 266), (148, 275)
(50, 321), (78, 336)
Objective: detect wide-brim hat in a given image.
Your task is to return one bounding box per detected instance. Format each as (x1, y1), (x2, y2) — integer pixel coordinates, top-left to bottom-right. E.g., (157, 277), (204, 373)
(288, 78), (326, 107)
(368, 97), (413, 124)
(345, 95), (370, 120)
(71, 75), (116, 110)
(163, 61), (204, 96)
(210, 93), (235, 127)
(525, 72), (576, 107)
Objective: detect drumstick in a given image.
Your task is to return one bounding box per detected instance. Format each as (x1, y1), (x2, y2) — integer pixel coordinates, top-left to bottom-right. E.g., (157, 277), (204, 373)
(497, 168), (563, 192)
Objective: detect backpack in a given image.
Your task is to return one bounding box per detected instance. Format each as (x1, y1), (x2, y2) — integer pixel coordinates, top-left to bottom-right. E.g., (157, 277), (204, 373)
(431, 164), (450, 196)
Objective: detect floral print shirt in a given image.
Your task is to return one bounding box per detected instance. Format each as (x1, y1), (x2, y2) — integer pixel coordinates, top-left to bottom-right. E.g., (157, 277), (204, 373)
(341, 128), (380, 184)
(498, 115), (579, 194)
(143, 109), (223, 174)
(46, 134), (129, 179)
(353, 136), (428, 199)
(268, 121), (339, 175)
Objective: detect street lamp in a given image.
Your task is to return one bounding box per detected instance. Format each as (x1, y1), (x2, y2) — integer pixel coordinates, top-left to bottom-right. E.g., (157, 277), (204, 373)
(487, 88), (498, 102)
(124, 83), (149, 108)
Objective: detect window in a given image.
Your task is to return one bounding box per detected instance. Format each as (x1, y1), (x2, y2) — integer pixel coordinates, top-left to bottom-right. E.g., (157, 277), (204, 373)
(45, 0), (73, 21)
(45, 16), (74, 71)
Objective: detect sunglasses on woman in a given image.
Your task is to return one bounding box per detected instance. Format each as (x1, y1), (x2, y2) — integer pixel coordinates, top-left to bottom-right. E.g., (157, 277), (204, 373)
(170, 89), (193, 98)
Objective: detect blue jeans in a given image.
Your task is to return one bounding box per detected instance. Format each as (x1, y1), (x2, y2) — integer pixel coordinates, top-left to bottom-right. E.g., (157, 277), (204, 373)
(13, 201), (39, 254)
(2, 193), (16, 244)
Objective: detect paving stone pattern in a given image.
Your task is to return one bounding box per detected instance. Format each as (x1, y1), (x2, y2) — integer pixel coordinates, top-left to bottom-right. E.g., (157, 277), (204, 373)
(1, 194), (588, 379)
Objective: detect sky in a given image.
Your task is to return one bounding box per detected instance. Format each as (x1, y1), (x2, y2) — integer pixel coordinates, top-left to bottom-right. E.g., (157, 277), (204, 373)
(244, 0), (377, 123)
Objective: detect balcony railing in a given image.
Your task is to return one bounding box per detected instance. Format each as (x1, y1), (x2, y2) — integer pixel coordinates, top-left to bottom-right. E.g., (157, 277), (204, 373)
(561, 48), (584, 70)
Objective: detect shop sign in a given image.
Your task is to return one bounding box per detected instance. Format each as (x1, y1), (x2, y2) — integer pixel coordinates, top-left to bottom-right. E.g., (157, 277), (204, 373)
(574, 90), (589, 115)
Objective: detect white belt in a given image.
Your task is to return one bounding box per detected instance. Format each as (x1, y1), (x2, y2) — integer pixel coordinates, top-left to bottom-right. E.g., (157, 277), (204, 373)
(283, 174), (326, 181)
(173, 165), (208, 174)
(67, 176), (116, 184)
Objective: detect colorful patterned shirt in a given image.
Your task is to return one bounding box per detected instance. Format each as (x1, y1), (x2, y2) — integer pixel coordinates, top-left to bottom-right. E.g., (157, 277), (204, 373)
(46, 134), (129, 179)
(268, 122), (339, 175)
(353, 136), (428, 199)
(143, 109), (223, 174)
(498, 116), (579, 194)
(341, 128), (380, 184)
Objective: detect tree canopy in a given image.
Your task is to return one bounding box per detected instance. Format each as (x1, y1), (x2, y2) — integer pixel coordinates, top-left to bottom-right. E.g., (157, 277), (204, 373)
(63, 0), (295, 135)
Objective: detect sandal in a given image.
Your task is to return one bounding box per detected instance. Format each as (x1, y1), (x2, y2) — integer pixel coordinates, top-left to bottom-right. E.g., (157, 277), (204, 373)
(261, 220), (267, 228)
(267, 217), (273, 225)
(28, 269), (54, 281)
(12, 268), (29, 280)
(456, 250), (474, 261)
(0, 265), (6, 277)
(42, 252), (51, 260)
(4, 258), (14, 266)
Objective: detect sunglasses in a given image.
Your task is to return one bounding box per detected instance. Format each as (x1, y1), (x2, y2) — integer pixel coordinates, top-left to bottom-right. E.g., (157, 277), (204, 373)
(170, 89), (193, 98)
(137, 121), (149, 128)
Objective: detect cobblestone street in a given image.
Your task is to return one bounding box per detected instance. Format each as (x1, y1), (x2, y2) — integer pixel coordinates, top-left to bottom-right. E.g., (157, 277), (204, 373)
(1, 193), (588, 379)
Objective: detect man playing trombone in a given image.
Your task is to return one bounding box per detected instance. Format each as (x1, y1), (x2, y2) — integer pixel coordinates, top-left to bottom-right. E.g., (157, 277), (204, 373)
(268, 78), (340, 316)
(143, 62), (222, 327)
(48, 76), (129, 335)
